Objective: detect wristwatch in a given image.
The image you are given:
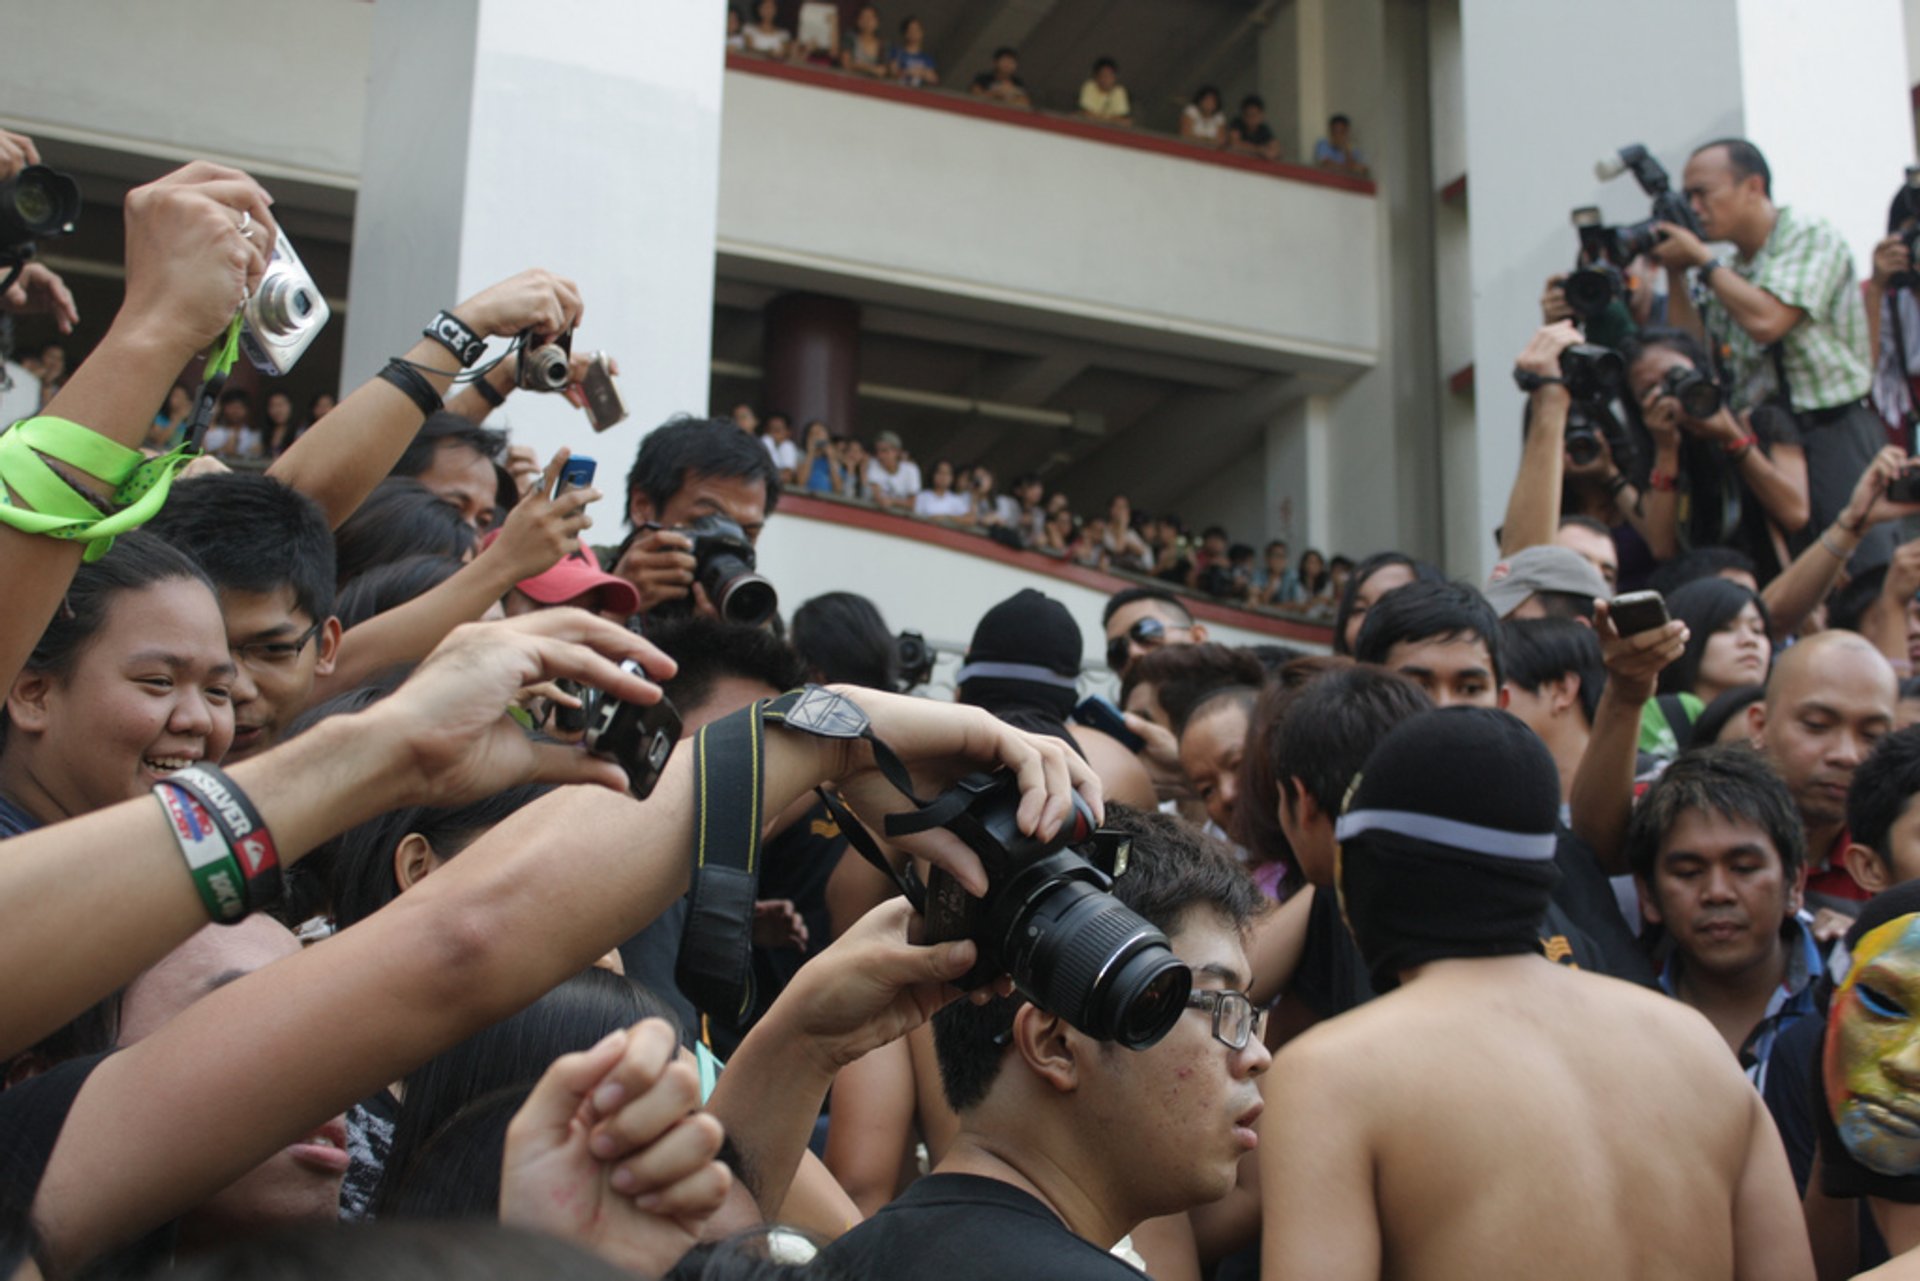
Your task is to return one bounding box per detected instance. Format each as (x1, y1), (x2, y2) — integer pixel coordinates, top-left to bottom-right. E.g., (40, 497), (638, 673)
(1698, 257), (1723, 286)
(424, 310), (487, 367)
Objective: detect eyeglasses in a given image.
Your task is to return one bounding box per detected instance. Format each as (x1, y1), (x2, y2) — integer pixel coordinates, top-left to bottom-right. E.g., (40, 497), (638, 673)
(235, 619), (324, 670)
(1186, 988), (1264, 1051)
(1105, 617), (1169, 672)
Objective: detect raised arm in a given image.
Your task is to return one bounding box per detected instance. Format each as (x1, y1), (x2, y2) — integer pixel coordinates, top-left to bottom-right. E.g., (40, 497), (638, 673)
(1, 161), (276, 696)
(1500, 323), (1581, 556)
(268, 270), (582, 528)
(1763, 447), (1917, 639)
(1568, 601), (1688, 876)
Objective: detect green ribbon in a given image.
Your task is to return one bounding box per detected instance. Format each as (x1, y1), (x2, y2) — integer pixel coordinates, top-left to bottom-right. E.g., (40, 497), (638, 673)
(0, 416), (197, 560)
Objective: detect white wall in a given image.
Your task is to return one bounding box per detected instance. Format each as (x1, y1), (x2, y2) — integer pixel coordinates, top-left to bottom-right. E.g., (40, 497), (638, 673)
(0, 0), (369, 185)
(716, 70), (1381, 370)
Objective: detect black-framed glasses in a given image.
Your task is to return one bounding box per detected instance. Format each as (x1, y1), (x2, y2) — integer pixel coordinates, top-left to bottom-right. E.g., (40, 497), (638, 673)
(1186, 988), (1263, 1051)
(235, 619), (324, 669)
(1105, 616), (1169, 671)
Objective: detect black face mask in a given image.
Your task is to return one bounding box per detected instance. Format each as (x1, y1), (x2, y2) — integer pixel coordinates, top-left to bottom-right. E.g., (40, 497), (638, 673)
(1337, 832), (1560, 993)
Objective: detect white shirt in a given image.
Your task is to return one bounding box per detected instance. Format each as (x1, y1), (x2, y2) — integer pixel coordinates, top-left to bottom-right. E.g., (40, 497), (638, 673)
(866, 458), (921, 501)
(1183, 104), (1226, 141)
(914, 489), (971, 518)
(763, 436), (800, 474)
(742, 25), (790, 55)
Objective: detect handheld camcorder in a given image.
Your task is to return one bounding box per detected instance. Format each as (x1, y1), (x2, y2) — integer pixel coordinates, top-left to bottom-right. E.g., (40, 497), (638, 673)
(0, 164), (80, 263)
(919, 772), (1194, 1050)
(240, 230), (330, 376)
(652, 514), (777, 627)
(518, 328), (573, 392)
(1564, 145), (1704, 318)
(555, 658), (682, 799)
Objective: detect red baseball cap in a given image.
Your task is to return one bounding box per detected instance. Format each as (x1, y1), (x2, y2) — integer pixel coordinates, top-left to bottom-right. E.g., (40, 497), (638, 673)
(514, 544), (641, 616)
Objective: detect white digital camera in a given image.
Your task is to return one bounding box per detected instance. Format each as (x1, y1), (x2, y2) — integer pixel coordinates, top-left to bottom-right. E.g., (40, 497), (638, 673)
(239, 230), (329, 376)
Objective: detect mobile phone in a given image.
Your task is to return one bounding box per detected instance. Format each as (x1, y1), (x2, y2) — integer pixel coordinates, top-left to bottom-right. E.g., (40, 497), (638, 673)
(1888, 467), (1920, 504)
(554, 455), (596, 500)
(1073, 694), (1146, 753)
(1608, 590), (1669, 637)
(581, 353), (627, 432)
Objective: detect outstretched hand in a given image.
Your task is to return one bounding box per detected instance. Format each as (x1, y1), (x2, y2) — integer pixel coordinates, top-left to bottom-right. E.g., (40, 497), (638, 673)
(1592, 599), (1688, 706)
(502, 1018), (730, 1277)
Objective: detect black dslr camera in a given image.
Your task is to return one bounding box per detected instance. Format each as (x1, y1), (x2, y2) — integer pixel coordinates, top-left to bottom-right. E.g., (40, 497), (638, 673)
(0, 163), (80, 296)
(517, 327), (573, 391)
(1554, 345), (1629, 468)
(895, 630), (935, 689)
(661, 514), (778, 627)
(920, 772), (1193, 1050)
(1661, 364), (1723, 419)
(555, 658), (682, 798)
(1564, 145), (1703, 320)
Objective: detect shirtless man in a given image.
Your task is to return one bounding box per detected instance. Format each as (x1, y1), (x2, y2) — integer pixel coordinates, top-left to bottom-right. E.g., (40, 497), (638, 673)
(1260, 707), (1813, 1281)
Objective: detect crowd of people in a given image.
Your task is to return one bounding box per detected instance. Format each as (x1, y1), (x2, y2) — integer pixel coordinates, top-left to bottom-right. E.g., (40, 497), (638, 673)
(724, 0), (1367, 172)
(11, 70), (1920, 1281)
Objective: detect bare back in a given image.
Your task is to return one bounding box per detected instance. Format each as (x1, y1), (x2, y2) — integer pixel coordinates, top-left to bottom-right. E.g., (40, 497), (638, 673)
(1261, 957), (1812, 1281)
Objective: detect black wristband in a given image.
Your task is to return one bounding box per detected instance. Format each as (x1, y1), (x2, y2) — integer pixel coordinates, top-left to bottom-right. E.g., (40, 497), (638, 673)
(1606, 473), (1629, 496)
(1512, 368), (1567, 394)
(165, 763), (284, 914)
(424, 309), (486, 367)
(473, 375), (506, 409)
(378, 359), (445, 418)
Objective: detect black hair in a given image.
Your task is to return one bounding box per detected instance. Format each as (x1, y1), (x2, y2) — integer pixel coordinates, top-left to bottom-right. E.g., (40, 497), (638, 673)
(317, 781), (553, 930)
(1233, 656), (1353, 865)
(624, 415), (779, 528)
(1119, 643), (1266, 735)
(146, 473), (338, 624)
(374, 969), (673, 1219)
(1185, 684), (1257, 737)
(1558, 513), (1614, 540)
(1621, 325), (1714, 375)
(1227, 543), (1254, 563)
(1329, 112), (1351, 128)
(932, 805), (1264, 1112)
(306, 390), (335, 418)
(1624, 745), (1805, 883)
(1849, 725), (1920, 870)
(667, 1232), (850, 1281)
(899, 14), (921, 34)
(1659, 577), (1770, 698)
(1500, 617), (1605, 726)
(391, 412), (506, 479)
(1265, 538), (1287, 553)
(1200, 524), (1227, 542)
(158, 1220), (635, 1280)
(1648, 545), (1759, 598)
(1689, 683), (1764, 748)
(1353, 580), (1503, 684)
(789, 592), (897, 691)
(333, 478), (476, 589)
(18, 532), (215, 685)
(1331, 552), (1441, 656)
(1691, 137), (1772, 198)
(1270, 664), (1430, 824)
(993, 45), (1017, 60)
(1192, 84), (1220, 107)
(334, 555), (464, 630)
(646, 617), (807, 718)
(1240, 93), (1265, 111)
(217, 386), (251, 407)
(1829, 562), (1888, 636)
(1093, 56), (1118, 73)
(1296, 548), (1330, 597)
(1102, 585), (1192, 628)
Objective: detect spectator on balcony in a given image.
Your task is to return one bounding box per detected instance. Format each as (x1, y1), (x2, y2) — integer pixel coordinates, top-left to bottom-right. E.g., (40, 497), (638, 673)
(970, 46), (1031, 109)
(866, 430), (922, 512)
(837, 435), (873, 501)
(1074, 516), (1108, 569)
(1281, 549), (1329, 606)
(730, 401), (759, 435)
(840, 4), (888, 78)
(1327, 554), (1355, 606)
(913, 459), (973, 522)
(1152, 514), (1194, 585)
(1227, 94), (1280, 161)
(1102, 495), (1153, 573)
(968, 464), (1019, 529)
(742, 0), (792, 57)
(1180, 85), (1227, 147)
(1012, 473), (1048, 545)
(1189, 526), (1230, 593)
(1075, 57), (1133, 127)
(759, 410), (799, 484)
(726, 5), (746, 50)
(1039, 504), (1076, 556)
(263, 389), (297, 456)
(1254, 540), (1295, 606)
(889, 16), (939, 87)
(1314, 112), (1371, 179)
(800, 419), (839, 494)
(148, 384), (194, 451)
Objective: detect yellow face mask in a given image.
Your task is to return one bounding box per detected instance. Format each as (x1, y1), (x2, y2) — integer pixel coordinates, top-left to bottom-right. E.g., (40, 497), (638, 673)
(1826, 914), (1920, 1175)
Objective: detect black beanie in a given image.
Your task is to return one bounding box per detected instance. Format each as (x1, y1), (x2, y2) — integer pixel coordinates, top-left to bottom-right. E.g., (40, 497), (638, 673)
(1335, 707), (1563, 991)
(956, 589), (1082, 726)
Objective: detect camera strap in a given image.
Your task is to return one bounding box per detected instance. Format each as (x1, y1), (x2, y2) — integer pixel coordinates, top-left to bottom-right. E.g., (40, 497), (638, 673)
(184, 313), (245, 454)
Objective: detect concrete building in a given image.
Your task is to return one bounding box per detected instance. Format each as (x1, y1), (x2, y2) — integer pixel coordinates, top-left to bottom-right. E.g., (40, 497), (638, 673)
(2, 0), (1915, 669)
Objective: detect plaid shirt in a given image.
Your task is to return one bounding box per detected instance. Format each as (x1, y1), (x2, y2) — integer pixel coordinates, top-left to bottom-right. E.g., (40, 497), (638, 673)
(1700, 205), (1871, 413)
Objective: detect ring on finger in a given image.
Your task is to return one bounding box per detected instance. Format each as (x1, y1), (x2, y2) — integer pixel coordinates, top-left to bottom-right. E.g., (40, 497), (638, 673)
(236, 209), (258, 240)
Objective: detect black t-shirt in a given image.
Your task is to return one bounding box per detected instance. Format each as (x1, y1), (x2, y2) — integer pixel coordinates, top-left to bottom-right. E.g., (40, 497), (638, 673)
(1551, 827), (1656, 988)
(972, 71), (1027, 95)
(1761, 1011), (1889, 1266)
(1230, 119), (1274, 146)
(814, 1173), (1146, 1281)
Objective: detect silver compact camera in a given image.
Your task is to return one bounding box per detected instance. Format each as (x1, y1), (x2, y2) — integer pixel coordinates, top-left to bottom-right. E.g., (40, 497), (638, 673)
(239, 230), (330, 376)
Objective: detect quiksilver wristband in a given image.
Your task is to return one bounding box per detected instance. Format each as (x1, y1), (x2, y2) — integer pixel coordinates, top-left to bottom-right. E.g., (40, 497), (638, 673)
(153, 783), (249, 923)
(165, 763), (283, 912)
(378, 359), (445, 418)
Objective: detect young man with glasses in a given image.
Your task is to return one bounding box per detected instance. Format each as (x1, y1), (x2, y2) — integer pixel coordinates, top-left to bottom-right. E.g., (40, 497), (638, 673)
(1102, 587), (1207, 677)
(146, 475), (341, 761)
(816, 806), (1270, 1280)
(1261, 708), (1812, 1279)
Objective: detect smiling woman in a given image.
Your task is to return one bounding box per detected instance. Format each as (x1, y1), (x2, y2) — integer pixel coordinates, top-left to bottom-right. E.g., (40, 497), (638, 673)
(0, 532), (235, 836)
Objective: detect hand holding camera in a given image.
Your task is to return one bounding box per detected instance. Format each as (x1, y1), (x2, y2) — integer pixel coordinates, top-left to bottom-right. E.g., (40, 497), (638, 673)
(118, 161), (279, 358)
(1514, 321), (1582, 383)
(0, 129), (40, 182)
(450, 268), (584, 346)
(1649, 219), (1713, 272)
(1842, 445), (1920, 530)
(617, 515), (777, 626)
(1874, 234), (1914, 292)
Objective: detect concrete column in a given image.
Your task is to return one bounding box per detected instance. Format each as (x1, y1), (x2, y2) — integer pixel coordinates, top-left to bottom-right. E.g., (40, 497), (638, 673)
(763, 293), (860, 433)
(1268, 395), (1332, 554)
(344, 0), (725, 476)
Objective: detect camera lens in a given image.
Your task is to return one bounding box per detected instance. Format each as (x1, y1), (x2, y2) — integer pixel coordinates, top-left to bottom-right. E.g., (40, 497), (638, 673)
(290, 288), (314, 321)
(12, 184), (50, 226)
(1564, 428), (1602, 467)
(716, 569), (779, 627)
(1002, 877), (1193, 1051)
(1114, 960), (1194, 1049)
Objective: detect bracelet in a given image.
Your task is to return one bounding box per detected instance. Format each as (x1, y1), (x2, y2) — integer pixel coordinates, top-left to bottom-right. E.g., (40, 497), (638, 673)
(378, 359), (445, 418)
(1512, 368), (1567, 393)
(473, 375), (506, 409)
(0, 416), (195, 561)
(153, 783), (249, 923)
(1724, 434), (1758, 461)
(165, 763), (283, 912)
(1647, 470), (1677, 493)
(424, 309), (487, 367)
(1819, 530), (1855, 560)
(1606, 473), (1629, 497)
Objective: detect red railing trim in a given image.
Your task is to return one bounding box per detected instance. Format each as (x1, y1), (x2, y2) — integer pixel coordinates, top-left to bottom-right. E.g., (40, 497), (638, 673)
(726, 53), (1377, 197)
(778, 492), (1337, 644)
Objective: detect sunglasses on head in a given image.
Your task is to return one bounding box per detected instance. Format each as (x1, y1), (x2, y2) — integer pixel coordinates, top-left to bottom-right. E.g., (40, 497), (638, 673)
(1106, 616), (1169, 671)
